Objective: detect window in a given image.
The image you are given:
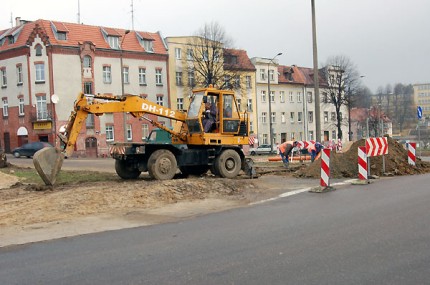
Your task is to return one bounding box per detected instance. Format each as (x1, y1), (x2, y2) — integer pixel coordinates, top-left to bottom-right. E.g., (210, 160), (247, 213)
(35, 63), (45, 82)
(188, 70), (195, 87)
(108, 36), (119, 49)
(263, 134), (268, 144)
(187, 49), (193, 60)
(35, 45), (42, 56)
(155, 69), (162, 85)
(261, 112), (267, 123)
(308, 111), (313, 123)
(297, 92), (302, 103)
(271, 112), (276, 123)
(234, 75), (240, 89)
(322, 92), (328, 103)
(290, 112), (295, 123)
(298, 112), (303, 122)
(19, 98), (24, 115)
(177, 98), (183, 110)
(280, 91), (285, 103)
(290, 133), (295, 140)
(123, 66), (129, 84)
(142, 40), (153, 52)
(86, 114), (95, 128)
(176, 72), (183, 86)
(250, 121), (253, 133)
(156, 95), (163, 106)
(261, 90), (266, 103)
(139, 68), (146, 85)
(224, 75), (231, 88)
(281, 112), (286, 123)
(270, 91), (275, 103)
(260, 69), (266, 80)
(57, 32), (67, 40)
(237, 99), (241, 111)
(1, 68), (6, 87)
(36, 95), (48, 120)
(324, 111), (329, 122)
(2, 99), (8, 117)
(127, 124), (132, 141)
(16, 65), (23, 84)
(331, 112), (336, 121)
(289, 91), (294, 102)
(307, 92), (313, 103)
(247, 99), (253, 112)
(246, 76), (251, 89)
(83, 56), (92, 68)
(103, 66), (111, 83)
(84, 82), (92, 94)
(106, 125), (114, 141)
(332, 130), (336, 140)
(269, 69), (274, 81)
(175, 48), (181, 59)
(142, 124), (149, 139)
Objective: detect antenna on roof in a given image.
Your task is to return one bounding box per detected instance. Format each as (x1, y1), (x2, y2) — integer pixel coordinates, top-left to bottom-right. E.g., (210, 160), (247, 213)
(10, 13), (13, 27)
(77, 0), (81, 24)
(131, 0), (135, 30)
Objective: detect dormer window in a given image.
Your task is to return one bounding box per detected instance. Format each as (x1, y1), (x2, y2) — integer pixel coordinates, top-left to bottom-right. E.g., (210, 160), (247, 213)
(35, 45), (43, 56)
(108, 36), (119, 49)
(8, 35), (15, 44)
(57, 32), (67, 40)
(136, 32), (154, 52)
(142, 39), (153, 52)
(51, 21), (69, 41)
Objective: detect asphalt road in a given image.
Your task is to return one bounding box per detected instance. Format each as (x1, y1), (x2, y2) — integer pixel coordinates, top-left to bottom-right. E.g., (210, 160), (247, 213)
(1, 174), (430, 284)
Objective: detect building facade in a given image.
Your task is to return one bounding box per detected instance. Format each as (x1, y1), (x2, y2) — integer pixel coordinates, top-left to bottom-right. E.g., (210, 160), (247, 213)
(413, 83), (430, 118)
(0, 18), (168, 156)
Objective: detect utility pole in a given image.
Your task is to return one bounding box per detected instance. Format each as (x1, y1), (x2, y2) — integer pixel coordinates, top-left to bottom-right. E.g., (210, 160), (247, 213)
(267, 53), (282, 152)
(311, 0), (321, 142)
(120, 30), (130, 142)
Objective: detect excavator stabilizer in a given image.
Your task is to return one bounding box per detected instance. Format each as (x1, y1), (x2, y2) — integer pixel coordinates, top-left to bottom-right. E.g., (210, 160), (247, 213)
(33, 147), (64, 186)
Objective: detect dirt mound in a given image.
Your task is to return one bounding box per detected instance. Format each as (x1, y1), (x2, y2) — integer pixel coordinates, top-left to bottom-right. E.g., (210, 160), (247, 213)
(294, 137), (430, 179)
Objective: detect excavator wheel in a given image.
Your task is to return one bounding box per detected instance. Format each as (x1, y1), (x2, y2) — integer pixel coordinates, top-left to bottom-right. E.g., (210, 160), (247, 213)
(148, 149), (178, 180)
(214, 149), (241, 179)
(115, 159), (141, 179)
(180, 165), (209, 176)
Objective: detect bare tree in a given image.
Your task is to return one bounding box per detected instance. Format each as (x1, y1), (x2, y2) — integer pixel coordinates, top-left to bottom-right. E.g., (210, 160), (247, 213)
(355, 86), (373, 109)
(322, 55), (362, 140)
(184, 22), (240, 93)
(392, 83), (414, 132)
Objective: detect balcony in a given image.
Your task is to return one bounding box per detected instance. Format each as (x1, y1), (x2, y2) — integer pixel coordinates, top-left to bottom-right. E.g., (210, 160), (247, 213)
(30, 110), (53, 123)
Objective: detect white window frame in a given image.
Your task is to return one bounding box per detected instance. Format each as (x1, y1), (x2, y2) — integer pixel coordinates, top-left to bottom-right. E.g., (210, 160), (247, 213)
(139, 68), (146, 85)
(0, 68), (6, 87)
(19, 98), (24, 115)
(246, 76), (251, 88)
(108, 36), (119, 49)
(289, 91), (294, 102)
(269, 69), (274, 81)
(156, 96), (163, 106)
(123, 66), (129, 84)
(35, 63), (45, 82)
(247, 99), (253, 112)
(281, 112), (286, 123)
(307, 92), (313, 103)
(175, 71), (182, 86)
(177, 98), (183, 110)
(298, 112), (303, 122)
(83, 55), (92, 68)
(263, 134), (268, 144)
(297, 92), (302, 103)
(270, 91), (275, 103)
(324, 111), (329, 122)
(155, 69), (162, 85)
(260, 69), (266, 81)
(175, 47), (182, 59)
(36, 95), (48, 120)
(17, 65), (23, 84)
(261, 112), (267, 124)
(2, 99), (8, 117)
(142, 124), (149, 140)
(280, 91), (285, 103)
(261, 90), (266, 103)
(106, 125), (114, 141)
(308, 111), (313, 123)
(103, 66), (111, 83)
(187, 49), (193, 60)
(290, 112), (295, 123)
(271, 112), (276, 123)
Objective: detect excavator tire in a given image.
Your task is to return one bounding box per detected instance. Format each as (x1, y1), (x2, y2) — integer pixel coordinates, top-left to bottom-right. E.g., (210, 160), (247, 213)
(148, 149), (177, 180)
(215, 149), (241, 179)
(115, 159), (141, 179)
(180, 165), (209, 176)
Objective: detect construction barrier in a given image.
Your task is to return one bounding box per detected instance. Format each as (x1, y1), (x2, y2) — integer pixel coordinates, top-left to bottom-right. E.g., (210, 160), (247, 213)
(358, 146), (368, 180)
(408, 142), (416, 166)
(320, 149), (331, 187)
(268, 155), (311, 162)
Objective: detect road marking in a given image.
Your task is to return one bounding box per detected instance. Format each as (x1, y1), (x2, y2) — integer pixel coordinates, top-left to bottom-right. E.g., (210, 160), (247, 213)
(250, 179), (357, 205)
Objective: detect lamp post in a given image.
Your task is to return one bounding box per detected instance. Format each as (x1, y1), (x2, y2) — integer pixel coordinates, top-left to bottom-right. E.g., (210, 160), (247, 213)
(311, 0), (321, 142)
(267, 52), (282, 152)
(120, 30), (130, 141)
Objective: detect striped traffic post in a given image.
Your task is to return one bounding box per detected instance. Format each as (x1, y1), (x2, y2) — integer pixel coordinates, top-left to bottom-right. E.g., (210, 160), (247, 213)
(320, 148), (331, 187)
(408, 142), (416, 166)
(358, 146), (368, 180)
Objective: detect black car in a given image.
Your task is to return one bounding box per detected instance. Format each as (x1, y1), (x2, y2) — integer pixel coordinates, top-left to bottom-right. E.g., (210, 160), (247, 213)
(12, 142), (53, 158)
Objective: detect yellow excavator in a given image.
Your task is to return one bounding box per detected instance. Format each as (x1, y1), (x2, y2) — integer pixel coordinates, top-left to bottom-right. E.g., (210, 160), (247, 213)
(34, 86), (251, 185)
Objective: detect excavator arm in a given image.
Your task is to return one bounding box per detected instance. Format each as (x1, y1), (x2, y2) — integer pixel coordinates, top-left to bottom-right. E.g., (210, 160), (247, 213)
(36, 93), (187, 185)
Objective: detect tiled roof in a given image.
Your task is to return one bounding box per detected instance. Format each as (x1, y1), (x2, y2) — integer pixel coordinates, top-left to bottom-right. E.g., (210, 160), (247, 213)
(277, 65), (306, 84)
(0, 19), (167, 54)
(223, 48), (256, 71)
(298, 67), (328, 87)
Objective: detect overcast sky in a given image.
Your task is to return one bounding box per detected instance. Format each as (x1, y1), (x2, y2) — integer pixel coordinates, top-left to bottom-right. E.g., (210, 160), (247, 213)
(1, 0), (429, 93)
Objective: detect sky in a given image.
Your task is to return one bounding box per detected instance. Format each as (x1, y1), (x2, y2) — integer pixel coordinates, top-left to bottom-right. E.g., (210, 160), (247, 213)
(1, 0), (429, 93)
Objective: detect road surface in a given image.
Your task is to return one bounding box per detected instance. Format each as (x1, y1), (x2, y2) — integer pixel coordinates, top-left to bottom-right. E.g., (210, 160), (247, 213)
(1, 173), (430, 284)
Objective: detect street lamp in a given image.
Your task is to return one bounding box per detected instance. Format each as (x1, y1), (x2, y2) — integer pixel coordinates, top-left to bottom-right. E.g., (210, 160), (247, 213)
(120, 30), (130, 141)
(311, 0), (321, 142)
(267, 52), (282, 151)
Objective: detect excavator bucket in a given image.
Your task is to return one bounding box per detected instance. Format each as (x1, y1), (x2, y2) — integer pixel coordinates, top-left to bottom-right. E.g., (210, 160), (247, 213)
(33, 147), (64, 186)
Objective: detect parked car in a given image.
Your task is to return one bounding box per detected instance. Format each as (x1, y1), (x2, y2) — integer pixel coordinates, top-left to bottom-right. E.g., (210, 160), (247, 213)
(249, 144), (275, 156)
(12, 142), (53, 158)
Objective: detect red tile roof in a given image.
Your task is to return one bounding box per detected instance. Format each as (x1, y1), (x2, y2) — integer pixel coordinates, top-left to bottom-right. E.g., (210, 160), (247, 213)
(0, 19), (167, 55)
(223, 48), (256, 71)
(277, 65), (306, 84)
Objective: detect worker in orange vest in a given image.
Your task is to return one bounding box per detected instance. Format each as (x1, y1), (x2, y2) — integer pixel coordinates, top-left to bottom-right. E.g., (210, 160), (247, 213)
(307, 141), (323, 162)
(279, 141), (298, 167)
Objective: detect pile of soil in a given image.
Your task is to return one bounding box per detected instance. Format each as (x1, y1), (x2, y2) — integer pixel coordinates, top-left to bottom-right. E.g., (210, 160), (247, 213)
(294, 137), (430, 179)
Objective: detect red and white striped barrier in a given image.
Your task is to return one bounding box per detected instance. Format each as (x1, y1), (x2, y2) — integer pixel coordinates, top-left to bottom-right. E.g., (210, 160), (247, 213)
(297, 140), (316, 150)
(408, 142), (416, 166)
(320, 148), (331, 187)
(366, 137), (388, 157)
(358, 146), (367, 180)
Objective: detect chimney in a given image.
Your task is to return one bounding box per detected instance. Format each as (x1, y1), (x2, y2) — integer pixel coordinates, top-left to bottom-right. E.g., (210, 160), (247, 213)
(15, 17), (21, 26)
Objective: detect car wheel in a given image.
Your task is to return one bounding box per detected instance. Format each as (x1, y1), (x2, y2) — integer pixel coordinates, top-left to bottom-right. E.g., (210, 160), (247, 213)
(250, 151), (256, 156)
(13, 152), (20, 158)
